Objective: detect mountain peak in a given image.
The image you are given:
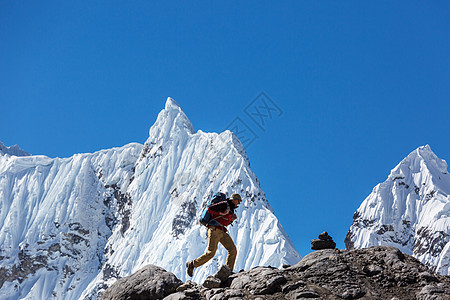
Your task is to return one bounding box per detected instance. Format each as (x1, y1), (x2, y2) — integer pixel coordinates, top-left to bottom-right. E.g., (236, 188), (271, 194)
(419, 144), (431, 151)
(146, 98), (195, 145)
(395, 144), (448, 176)
(347, 145), (450, 275)
(0, 97), (301, 300)
(165, 97), (181, 111)
(414, 144), (435, 159)
(0, 141), (30, 156)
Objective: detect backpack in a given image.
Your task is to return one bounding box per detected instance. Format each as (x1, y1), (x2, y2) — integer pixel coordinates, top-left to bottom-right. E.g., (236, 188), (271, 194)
(199, 192), (227, 227)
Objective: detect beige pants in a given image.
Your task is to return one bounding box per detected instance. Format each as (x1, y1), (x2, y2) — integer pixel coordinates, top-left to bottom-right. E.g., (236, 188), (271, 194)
(193, 227), (237, 271)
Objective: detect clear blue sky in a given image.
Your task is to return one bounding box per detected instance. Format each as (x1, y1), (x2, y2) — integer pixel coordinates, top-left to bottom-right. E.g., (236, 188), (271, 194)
(1, 1), (449, 257)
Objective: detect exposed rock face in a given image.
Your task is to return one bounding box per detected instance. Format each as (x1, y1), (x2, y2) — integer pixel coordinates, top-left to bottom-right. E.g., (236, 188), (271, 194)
(100, 246), (450, 300)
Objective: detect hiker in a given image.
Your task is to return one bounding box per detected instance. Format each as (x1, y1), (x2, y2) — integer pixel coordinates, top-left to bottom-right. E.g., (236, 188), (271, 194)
(186, 193), (242, 277)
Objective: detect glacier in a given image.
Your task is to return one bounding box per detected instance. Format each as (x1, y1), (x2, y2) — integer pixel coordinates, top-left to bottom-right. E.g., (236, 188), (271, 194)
(0, 97), (301, 300)
(345, 145), (450, 275)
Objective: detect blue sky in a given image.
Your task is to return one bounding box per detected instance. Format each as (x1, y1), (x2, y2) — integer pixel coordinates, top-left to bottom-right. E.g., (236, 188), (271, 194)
(1, 1), (449, 257)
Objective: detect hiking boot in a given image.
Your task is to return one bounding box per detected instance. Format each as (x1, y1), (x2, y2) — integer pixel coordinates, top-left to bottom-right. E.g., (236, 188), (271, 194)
(186, 261), (194, 277)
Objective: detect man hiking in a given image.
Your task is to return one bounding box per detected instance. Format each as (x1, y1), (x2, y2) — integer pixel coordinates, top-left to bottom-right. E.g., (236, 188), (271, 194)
(186, 193), (242, 277)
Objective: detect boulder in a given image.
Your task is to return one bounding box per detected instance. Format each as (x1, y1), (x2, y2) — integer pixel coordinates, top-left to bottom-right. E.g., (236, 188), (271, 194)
(176, 280), (198, 292)
(202, 275), (221, 289)
(214, 265), (232, 282)
(311, 239), (337, 250)
(229, 266), (286, 295)
(99, 265), (182, 300)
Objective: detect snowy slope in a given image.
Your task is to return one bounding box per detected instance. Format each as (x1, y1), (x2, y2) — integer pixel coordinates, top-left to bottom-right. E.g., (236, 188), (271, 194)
(345, 145), (450, 275)
(0, 98), (301, 300)
(0, 143), (142, 299)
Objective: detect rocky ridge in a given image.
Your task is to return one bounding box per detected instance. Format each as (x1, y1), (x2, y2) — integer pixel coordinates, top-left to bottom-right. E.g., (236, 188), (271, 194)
(100, 246), (450, 300)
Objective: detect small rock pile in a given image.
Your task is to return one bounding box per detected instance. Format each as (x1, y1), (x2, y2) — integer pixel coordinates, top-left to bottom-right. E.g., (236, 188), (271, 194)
(311, 231), (336, 250)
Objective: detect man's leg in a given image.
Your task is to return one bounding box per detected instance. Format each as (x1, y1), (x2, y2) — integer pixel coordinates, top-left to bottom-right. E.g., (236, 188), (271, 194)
(220, 232), (237, 271)
(192, 227), (222, 267)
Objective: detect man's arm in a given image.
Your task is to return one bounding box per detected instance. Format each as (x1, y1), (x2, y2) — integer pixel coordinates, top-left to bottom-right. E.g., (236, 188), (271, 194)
(231, 213), (237, 222)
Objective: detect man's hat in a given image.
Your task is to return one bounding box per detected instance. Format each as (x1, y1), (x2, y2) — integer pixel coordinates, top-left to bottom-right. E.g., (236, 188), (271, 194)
(230, 193), (242, 202)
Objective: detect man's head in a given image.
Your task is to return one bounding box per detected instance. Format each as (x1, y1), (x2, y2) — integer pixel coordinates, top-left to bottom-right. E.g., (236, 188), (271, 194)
(230, 193), (242, 206)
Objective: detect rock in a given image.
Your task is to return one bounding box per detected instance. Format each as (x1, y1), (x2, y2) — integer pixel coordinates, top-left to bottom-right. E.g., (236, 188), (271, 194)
(362, 264), (383, 276)
(252, 274), (287, 295)
(176, 280), (197, 292)
(311, 231), (336, 250)
(291, 248), (338, 271)
(311, 239), (336, 250)
(206, 288), (244, 300)
(282, 281), (306, 293)
(341, 288), (365, 299)
(318, 231), (332, 241)
(224, 288), (244, 298)
(203, 288), (224, 300)
(183, 288), (200, 297)
(99, 264), (182, 300)
(420, 285), (445, 294)
(229, 266), (286, 295)
(208, 292), (224, 300)
(291, 290), (320, 299)
(202, 275), (221, 289)
(419, 271), (439, 283)
(214, 264), (232, 282)
(162, 292), (188, 300)
(290, 246), (450, 299)
(163, 288), (201, 300)
(229, 274), (251, 290)
(417, 285), (447, 300)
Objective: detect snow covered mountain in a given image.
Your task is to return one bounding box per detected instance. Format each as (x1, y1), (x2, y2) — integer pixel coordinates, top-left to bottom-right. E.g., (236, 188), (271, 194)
(0, 142), (30, 157)
(0, 98), (301, 300)
(345, 145), (450, 275)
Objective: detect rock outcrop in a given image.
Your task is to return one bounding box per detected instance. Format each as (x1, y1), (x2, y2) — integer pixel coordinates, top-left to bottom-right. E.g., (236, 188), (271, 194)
(100, 246), (450, 300)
